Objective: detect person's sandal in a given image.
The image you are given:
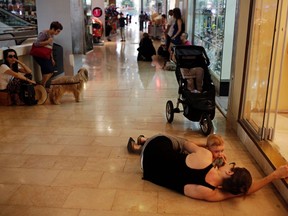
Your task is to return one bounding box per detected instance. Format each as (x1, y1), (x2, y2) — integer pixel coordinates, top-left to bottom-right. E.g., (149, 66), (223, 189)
(137, 135), (146, 146)
(127, 137), (135, 153)
(127, 137), (142, 154)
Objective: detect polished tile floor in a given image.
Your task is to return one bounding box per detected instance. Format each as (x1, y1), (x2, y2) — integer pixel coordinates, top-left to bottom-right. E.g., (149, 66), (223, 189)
(0, 22), (287, 216)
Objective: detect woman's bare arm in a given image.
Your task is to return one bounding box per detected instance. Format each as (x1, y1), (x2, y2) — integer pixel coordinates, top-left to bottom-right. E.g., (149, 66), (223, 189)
(185, 165), (288, 201)
(247, 165), (288, 194)
(184, 184), (239, 202)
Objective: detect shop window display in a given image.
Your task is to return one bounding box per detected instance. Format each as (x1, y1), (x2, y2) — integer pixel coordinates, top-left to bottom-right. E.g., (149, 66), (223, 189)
(193, 0), (226, 77)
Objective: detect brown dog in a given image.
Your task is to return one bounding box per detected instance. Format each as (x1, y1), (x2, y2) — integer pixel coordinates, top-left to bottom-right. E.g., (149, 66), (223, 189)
(49, 67), (89, 105)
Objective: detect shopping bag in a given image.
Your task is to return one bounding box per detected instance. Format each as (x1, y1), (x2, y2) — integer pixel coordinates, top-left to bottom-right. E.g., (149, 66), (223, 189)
(19, 84), (38, 105)
(30, 44), (52, 59)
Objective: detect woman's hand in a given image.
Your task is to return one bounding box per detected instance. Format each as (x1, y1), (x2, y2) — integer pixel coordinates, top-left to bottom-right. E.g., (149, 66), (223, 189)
(15, 59), (33, 74)
(272, 165), (288, 180)
(47, 37), (53, 44)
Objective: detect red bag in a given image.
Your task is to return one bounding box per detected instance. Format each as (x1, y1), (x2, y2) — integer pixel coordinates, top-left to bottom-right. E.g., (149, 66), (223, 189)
(30, 44), (52, 59)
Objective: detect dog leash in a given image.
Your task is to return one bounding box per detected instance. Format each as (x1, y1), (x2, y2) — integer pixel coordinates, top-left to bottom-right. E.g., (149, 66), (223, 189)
(50, 81), (81, 85)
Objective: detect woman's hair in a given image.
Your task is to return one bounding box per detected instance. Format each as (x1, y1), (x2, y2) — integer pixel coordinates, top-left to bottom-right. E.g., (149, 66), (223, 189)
(173, 8), (182, 19)
(206, 134), (224, 148)
(222, 167), (252, 195)
(50, 21), (63, 31)
(3, 48), (19, 72)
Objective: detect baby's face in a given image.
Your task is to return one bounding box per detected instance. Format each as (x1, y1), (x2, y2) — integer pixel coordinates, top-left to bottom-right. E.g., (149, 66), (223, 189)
(209, 145), (224, 159)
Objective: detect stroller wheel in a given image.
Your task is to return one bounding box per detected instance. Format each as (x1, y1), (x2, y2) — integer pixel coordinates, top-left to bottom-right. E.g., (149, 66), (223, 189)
(200, 114), (213, 136)
(166, 100), (174, 123)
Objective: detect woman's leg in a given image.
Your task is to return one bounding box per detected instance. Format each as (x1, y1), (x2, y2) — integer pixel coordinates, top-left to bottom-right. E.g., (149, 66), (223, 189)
(41, 73), (53, 88)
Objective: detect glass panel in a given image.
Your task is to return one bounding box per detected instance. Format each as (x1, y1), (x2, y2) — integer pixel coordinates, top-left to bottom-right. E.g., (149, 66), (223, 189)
(193, 0), (226, 77)
(242, 0), (278, 137)
(270, 0), (288, 162)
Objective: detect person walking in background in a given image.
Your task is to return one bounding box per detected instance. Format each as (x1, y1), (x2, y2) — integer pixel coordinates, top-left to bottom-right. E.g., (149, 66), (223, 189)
(119, 13), (126, 42)
(139, 11), (145, 32)
(144, 12), (149, 29)
(105, 18), (112, 41)
(32, 21), (63, 88)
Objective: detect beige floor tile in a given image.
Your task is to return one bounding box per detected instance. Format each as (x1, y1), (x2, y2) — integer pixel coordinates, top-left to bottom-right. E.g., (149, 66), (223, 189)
(0, 184), (20, 204)
(0, 168), (59, 185)
(98, 172), (144, 190)
(22, 155), (87, 170)
(8, 185), (72, 207)
(51, 170), (103, 187)
(59, 145), (112, 157)
(112, 190), (158, 213)
(83, 157), (126, 172)
(63, 188), (116, 210)
(23, 144), (65, 155)
(158, 191), (223, 215)
(0, 154), (30, 168)
(0, 206), (80, 216)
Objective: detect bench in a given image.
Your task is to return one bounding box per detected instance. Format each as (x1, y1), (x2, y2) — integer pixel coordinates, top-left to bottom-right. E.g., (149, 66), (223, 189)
(0, 90), (12, 106)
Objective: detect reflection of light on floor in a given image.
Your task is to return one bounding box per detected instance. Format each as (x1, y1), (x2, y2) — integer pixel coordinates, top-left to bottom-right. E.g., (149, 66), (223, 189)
(156, 76), (161, 88)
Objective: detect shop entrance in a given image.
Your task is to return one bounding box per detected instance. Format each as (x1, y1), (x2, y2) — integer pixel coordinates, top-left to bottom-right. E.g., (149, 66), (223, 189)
(241, 0), (288, 165)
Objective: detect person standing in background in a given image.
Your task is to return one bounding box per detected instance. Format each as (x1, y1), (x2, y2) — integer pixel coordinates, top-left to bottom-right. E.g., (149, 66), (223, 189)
(119, 13), (126, 42)
(164, 10), (175, 51)
(33, 21), (63, 88)
(139, 11), (145, 32)
(170, 8), (184, 46)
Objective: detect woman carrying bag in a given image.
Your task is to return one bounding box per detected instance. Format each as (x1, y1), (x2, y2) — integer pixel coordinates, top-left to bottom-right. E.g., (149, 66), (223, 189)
(31, 21), (63, 89)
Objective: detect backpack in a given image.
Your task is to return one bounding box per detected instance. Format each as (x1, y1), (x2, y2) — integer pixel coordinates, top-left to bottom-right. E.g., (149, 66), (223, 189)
(20, 84), (38, 105)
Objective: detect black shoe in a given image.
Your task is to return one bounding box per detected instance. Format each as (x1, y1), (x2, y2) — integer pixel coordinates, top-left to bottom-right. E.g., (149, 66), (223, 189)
(127, 137), (135, 153)
(127, 137), (142, 154)
(107, 39), (111, 41)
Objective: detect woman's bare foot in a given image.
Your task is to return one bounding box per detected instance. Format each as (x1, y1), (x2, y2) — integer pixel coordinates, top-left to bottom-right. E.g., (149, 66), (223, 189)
(137, 135), (146, 146)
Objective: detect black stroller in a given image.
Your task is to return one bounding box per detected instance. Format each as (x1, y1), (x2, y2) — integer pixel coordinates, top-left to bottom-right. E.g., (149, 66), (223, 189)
(165, 45), (216, 136)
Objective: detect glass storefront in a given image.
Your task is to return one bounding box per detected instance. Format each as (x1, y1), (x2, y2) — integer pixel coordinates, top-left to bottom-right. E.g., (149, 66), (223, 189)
(240, 0), (288, 165)
(192, 0), (236, 97)
(193, 0), (226, 76)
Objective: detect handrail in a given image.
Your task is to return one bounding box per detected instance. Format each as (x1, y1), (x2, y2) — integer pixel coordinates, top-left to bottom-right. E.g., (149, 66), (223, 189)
(0, 35), (37, 42)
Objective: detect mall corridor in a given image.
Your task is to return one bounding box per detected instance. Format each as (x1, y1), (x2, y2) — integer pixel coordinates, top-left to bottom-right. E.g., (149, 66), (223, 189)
(0, 21), (287, 216)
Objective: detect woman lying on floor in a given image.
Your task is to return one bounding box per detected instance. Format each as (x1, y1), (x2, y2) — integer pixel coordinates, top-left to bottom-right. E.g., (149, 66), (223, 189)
(127, 134), (288, 202)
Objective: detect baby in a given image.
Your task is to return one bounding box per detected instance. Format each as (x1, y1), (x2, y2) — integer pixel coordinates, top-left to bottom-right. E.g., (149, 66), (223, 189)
(206, 134), (226, 167)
